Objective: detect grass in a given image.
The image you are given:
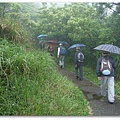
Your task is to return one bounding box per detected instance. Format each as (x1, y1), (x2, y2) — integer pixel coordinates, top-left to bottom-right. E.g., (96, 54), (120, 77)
(67, 63), (100, 84)
(84, 66), (101, 86)
(0, 39), (89, 116)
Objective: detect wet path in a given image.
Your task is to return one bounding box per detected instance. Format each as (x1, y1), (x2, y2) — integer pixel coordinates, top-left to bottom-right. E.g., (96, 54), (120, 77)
(57, 67), (120, 116)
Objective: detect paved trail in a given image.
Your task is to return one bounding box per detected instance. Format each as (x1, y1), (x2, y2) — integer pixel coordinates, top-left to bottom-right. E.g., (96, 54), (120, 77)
(57, 67), (120, 116)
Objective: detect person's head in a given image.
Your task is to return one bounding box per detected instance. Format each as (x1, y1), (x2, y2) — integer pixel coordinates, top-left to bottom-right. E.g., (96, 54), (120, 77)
(76, 47), (80, 51)
(102, 51), (109, 57)
(59, 43), (62, 46)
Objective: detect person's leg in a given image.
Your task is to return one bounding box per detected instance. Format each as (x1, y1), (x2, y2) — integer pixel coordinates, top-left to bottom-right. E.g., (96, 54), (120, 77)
(75, 64), (79, 79)
(108, 77), (115, 103)
(61, 56), (65, 68)
(59, 56), (62, 68)
(100, 76), (107, 96)
(79, 63), (83, 80)
(42, 44), (44, 51)
(40, 45), (42, 50)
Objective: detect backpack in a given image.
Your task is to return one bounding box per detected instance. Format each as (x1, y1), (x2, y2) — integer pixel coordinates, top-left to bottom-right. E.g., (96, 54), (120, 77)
(100, 58), (112, 75)
(48, 44), (54, 52)
(77, 52), (84, 62)
(60, 46), (66, 55)
(40, 41), (44, 45)
(39, 41), (45, 46)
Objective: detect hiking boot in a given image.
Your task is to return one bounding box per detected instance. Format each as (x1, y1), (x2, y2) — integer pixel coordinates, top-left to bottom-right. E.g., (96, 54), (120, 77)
(76, 76), (79, 79)
(109, 102), (114, 104)
(79, 78), (83, 81)
(60, 65), (63, 68)
(109, 101), (114, 104)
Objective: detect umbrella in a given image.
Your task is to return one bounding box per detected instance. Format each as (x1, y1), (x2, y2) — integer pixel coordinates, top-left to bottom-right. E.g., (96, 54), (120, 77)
(94, 44), (120, 55)
(58, 41), (68, 45)
(47, 40), (56, 44)
(68, 43), (86, 50)
(37, 34), (47, 39)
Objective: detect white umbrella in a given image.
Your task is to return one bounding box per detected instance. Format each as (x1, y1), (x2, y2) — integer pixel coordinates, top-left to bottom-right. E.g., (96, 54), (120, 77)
(94, 44), (120, 55)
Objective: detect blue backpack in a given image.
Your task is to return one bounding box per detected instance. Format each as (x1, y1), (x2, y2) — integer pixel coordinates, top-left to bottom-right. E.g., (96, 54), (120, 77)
(60, 46), (66, 55)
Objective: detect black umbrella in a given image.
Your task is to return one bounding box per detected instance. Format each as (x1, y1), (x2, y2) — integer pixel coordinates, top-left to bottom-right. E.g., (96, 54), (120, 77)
(94, 44), (120, 55)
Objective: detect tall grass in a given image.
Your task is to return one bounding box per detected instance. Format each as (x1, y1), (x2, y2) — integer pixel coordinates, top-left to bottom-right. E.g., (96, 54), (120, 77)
(0, 18), (28, 44)
(0, 39), (89, 115)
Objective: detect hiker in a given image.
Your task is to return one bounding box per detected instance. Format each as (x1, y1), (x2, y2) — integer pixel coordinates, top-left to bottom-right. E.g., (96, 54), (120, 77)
(47, 43), (54, 56)
(57, 43), (66, 68)
(39, 40), (45, 51)
(96, 51), (116, 104)
(74, 47), (84, 80)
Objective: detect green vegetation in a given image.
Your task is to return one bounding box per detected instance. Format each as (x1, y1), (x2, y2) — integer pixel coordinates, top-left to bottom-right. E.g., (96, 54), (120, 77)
(1, 2), (120, 115)
(84, 67), (101, 86)
(0, 40), (89, 115)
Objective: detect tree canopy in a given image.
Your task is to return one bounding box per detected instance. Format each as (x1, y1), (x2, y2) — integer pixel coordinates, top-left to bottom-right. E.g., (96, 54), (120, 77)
(1, 2), (120, 77)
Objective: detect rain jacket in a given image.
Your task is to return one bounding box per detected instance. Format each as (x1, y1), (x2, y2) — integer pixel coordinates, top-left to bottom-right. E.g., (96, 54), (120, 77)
(96, 56), (116, 77)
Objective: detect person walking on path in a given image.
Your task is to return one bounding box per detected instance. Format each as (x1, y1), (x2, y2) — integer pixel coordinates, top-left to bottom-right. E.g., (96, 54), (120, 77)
(96, 51), (116, 104)
(57, 43), (66, 68)
(47, 43), (54, 56)
(74, 47), (84, 80)
(39, 40), (45, 51)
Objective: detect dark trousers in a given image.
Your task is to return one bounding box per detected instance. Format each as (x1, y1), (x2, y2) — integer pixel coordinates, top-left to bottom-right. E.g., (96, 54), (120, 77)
(75, 62), (83, 80)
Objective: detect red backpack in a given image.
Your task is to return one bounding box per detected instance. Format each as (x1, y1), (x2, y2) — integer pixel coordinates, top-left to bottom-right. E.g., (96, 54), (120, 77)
(48, 44), (54, 52)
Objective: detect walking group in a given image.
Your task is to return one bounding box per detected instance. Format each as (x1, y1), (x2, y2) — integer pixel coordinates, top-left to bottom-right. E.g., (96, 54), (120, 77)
(57, 43), (118, 104)
(57, 43), (84, 81)
(37, 33), (117, 105)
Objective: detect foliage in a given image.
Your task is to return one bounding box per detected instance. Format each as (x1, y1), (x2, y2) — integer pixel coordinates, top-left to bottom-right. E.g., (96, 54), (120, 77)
(0, 39), (89, 115)
(0, 18), (28, 44)
(1, 2), (120, 115)
(1, 2), (120, 77)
